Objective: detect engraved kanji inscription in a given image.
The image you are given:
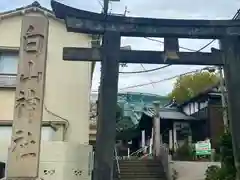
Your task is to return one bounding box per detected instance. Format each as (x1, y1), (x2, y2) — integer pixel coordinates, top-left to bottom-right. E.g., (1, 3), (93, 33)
(11, 129), (37, 159)
(15, 89), (40, 121)
(24, 25), (44, 54)
(20, 59), (43, 81)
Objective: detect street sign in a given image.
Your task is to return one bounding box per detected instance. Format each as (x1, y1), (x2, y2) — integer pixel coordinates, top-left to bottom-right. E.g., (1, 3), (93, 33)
(195, 139), (211, 156)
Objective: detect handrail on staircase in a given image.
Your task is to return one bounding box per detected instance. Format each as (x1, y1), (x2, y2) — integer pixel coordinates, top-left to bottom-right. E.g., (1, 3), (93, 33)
(114, 146), (121, 176)
(129, 145), (150, 157)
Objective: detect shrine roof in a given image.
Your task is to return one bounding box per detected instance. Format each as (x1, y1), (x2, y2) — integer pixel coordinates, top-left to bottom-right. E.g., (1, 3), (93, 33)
(143, 107), (196, 121)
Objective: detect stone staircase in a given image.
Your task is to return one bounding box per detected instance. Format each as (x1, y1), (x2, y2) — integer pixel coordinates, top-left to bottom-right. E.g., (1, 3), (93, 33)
(117, 159), (167, 180)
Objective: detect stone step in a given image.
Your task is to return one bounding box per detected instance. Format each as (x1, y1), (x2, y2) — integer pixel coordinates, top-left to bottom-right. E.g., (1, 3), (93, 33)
(119, 160), (161, 163)
(119, 164), (163, 169)
(119, 163), (162, 166)
(118, 160), (167, 180)
(120, 165), (162, 167)
(119, 171), (164, 174)
(120, 171), (165, 174)
(120, 167), (163, 170)
(120, 173), (165, 177)
(120, 176), (166, 179)
(119, 162), (162, 165)
(119, 161), (161, 164)
(118, 178), (167, 180)
(120, 166), (164, 172)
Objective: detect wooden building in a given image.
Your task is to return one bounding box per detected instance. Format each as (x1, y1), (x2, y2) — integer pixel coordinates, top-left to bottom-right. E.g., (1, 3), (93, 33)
(178, 84), (224, 148)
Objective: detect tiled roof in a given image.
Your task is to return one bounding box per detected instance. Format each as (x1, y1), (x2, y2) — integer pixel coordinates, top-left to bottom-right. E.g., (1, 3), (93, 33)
(143, 107), (196, 120)
(159, 108), (195, 120)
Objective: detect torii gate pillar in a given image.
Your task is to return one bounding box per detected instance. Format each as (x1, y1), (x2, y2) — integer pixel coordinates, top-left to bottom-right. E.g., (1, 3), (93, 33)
(93, 31), (120, 180)
(221, 37), (240, 179)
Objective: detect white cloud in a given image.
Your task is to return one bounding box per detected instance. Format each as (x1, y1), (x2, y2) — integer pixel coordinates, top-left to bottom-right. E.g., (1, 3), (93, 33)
(1, 0), (238, 95)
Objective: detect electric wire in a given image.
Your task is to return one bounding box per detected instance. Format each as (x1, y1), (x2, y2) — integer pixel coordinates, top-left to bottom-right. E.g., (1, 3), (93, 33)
(120, 38), (216, 74)
(144, 37), (216, 52)
(119, 68), (207, 90)
(119, 65), (171, 74)
(140, 64), (155, 88)
(97, 0), (103, 9)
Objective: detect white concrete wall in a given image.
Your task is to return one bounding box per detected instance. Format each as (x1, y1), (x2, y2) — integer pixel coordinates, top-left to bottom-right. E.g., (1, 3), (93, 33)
(169, 161), (221, 180)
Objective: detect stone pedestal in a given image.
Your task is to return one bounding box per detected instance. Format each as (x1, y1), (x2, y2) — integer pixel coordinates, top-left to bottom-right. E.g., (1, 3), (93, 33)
(39, 142), (93, 180)
(0, 142), (93, 180)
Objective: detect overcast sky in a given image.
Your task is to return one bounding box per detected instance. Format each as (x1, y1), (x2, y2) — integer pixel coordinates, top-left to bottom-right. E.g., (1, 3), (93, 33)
(1, 0), (239, 96)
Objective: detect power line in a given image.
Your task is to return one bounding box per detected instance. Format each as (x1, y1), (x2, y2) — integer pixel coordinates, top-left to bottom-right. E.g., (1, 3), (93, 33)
(119, 68), (208, 90)
(97, 0), (104, 9)
(144, 37), (216, 52)
(119, 65), (171, 74)
(119, 38), (215, 74)
(120, 36), (216, 74)
(91, 67), (211, 92)
(140, 64), (155, 88)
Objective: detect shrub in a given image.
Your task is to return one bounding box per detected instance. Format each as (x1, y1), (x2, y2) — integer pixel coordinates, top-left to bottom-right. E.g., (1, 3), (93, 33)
(205, 130), (236, 180)
(173, 140), (194, 161)
(205, 165), (220, 180)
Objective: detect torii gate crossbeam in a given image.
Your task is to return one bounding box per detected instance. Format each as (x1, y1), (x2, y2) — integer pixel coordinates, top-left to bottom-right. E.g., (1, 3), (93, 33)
(51, 1), (240, 38)
(62, 47), (223, 65)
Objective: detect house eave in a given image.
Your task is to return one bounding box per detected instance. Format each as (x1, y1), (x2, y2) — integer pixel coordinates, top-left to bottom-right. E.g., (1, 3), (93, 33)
(0, 5), (93, 39)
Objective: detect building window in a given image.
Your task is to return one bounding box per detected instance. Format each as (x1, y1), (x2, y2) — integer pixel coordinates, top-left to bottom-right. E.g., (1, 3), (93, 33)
(0, 126), (55, 144)
(183, 105), (190, 115)
(0, 51), (19, 74)
(0, 162), (5, 179)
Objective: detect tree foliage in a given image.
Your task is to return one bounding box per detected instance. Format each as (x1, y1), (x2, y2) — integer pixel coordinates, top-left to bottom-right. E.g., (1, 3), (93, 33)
(169, 71), (220, 103)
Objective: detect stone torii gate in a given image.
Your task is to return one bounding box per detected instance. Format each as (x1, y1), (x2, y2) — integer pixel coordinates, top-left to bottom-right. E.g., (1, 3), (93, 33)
(51, 1), (240, 180)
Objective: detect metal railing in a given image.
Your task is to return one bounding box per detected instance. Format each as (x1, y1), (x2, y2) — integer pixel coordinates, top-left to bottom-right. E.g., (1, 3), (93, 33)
(114, 146), (121, 179)
(0, 73), (17, 88)
(128, 144), (153, 159)
(129, 146), (147, 157)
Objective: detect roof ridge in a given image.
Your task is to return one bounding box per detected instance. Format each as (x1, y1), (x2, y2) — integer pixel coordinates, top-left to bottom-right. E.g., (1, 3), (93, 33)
(0, 1), (54, 17)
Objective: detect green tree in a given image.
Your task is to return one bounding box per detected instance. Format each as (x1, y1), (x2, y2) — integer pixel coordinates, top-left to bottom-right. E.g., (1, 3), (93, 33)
(169, 71), (220, 103)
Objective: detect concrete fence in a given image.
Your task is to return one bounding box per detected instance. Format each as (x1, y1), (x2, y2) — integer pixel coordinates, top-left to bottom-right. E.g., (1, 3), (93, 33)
(169, 161), (221, 180)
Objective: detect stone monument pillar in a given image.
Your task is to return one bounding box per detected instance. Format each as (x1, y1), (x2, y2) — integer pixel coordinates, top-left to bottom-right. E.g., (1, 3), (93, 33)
(6, 15), (93, 180)
(6, 15), (49, 179)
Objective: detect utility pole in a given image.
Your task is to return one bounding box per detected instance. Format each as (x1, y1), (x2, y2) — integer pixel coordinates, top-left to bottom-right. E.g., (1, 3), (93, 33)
(218, 41), (229, 131)
(103, 0), (109, 15)
(202, 66), (228, 130)
(218, 66), (228, 130)
(123, 6), (130, 16)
